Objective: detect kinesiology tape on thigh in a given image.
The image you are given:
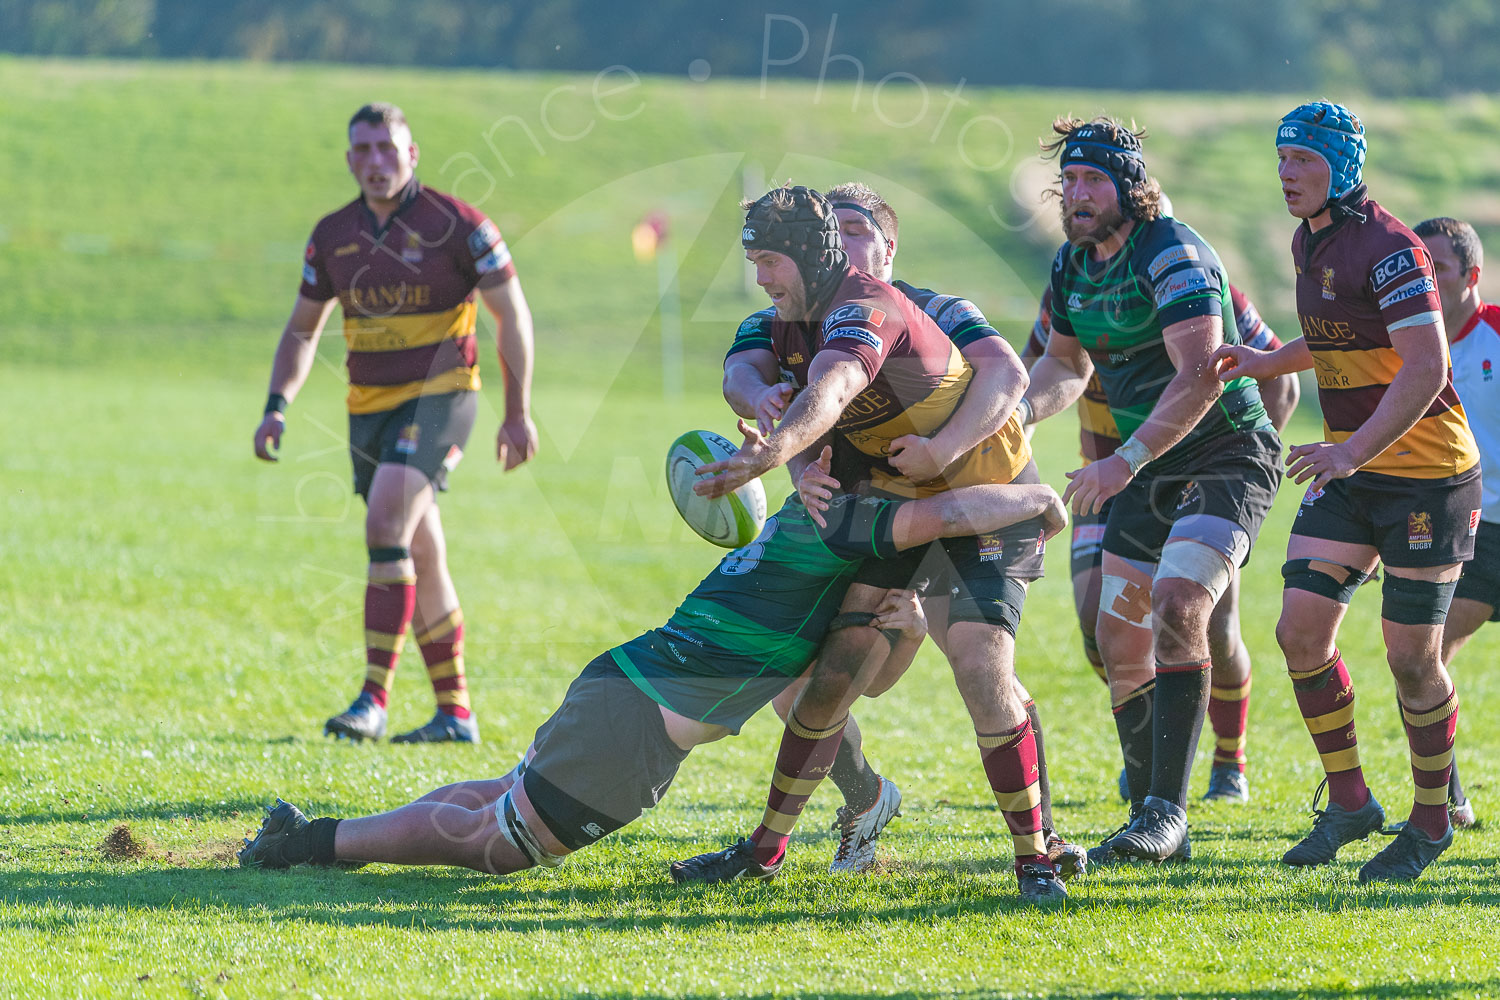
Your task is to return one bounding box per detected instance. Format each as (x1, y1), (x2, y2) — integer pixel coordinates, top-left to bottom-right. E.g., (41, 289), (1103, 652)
(494, 788), (565, 869)
(947, 577), (1025, 635)
(1099, 573), (1152, 630)
(368, 546), (411, 563)
(1281, 558), (1368, 604)
(1156, 539), (1234, 604)
(1382, 574), (1458, 626)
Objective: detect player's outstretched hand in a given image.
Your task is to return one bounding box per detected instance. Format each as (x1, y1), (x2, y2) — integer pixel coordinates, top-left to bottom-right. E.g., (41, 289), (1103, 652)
(887, 434), (949, 485)
(1062, 454), (1132, 516)
(796, 445), (839, 528)
(753, 382), (794, 436)
(1285, 440), (1358, 491)
(871, 588), (927, 642)
(254, 413), (285, 462)
(497, 414), (539, 471)
(1039, 487), (1069, 541)
(693, 419), (770, 499)
(1211, 343), (1271, 382)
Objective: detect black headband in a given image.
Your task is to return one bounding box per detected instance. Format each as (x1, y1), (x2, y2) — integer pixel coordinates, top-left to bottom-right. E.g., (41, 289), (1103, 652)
(1061, 133), (1147, 194)
(830, 201), (888, 243)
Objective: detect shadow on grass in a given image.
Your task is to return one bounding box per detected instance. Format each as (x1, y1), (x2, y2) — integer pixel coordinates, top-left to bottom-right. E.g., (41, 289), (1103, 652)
(4, 850), (1500, 937)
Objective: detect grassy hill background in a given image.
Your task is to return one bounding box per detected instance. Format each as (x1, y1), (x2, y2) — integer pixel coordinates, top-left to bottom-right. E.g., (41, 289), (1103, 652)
(5, 58), (1500, 999)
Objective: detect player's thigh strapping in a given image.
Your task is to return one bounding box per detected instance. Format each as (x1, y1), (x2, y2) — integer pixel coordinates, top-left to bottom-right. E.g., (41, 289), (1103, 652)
(349, 390), (478, 498)
(495, 654), (689, 866)
(1101, 431), (1281, 613)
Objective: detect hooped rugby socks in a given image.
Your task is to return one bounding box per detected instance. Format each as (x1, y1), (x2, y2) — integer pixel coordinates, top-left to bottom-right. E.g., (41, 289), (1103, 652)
(977, 718), (1048, 869)
(1289, 650), (1369, 811)
(826, 712), (882, 816)
(1150, 659), (1211, 807)
(1023, 698), (1055, 836)
(751, 713), (848, 867)
(1208, 676), (1253, 773)
(417, 609), (471, 719)
(1112, 680), (1155, 809)
(362, 572), (417, 708)
(1402, 688), (1459, 839)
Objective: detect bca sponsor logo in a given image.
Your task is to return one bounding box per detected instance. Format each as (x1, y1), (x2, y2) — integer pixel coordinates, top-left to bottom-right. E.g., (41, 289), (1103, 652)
(1377, 276), (1435, 311)
(1146, 244), (1200, 282)
(1153, 267), (1211, 308)
(1471, 509), (1482, 537)
(825, 303), (886, 328)
(468, 220), (500, 257)
(825, 325), (883, 351)
(1300, 485), (1325, 506)
(1371, 246), (1429, 290)
(302, 263), (318, 285)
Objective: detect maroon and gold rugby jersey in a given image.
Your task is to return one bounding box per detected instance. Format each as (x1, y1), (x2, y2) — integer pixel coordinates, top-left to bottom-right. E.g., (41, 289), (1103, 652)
(750, 267), (1030, 498)
(1292, 197), (1478, 478)
(299, 179), (516, 415)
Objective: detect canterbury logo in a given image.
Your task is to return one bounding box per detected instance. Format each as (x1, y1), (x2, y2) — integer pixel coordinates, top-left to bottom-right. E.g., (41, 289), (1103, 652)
(742, 227), (757, 241)
(1279, 125), (1299, 139)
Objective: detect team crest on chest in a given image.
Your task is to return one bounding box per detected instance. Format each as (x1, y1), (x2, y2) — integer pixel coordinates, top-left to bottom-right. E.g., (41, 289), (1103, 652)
(1321, 267), (1336, 300)
(1483, 360), (1493, 382)
(402, 231), (424, 264)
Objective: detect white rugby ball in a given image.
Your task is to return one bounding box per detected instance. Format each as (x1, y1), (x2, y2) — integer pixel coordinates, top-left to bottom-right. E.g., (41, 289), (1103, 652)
(665, 429), (768, 548)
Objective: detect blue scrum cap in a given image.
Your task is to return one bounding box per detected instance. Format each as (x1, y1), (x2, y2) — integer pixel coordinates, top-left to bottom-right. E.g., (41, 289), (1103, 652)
(1277, 101), (1366, 202)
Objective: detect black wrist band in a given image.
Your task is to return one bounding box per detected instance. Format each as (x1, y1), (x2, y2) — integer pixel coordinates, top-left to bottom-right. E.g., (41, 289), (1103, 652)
(265, 393), (288, 415)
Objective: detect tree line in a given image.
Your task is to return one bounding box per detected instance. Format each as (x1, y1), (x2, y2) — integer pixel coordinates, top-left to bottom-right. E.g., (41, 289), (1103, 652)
(4, 0), (1498, 97)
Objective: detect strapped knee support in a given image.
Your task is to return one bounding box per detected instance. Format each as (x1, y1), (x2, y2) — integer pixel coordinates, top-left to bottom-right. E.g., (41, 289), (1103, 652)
(1156, 539), (1234, 604)
(1281, 558), (1368, 604)
(368, 546), (411, 563)
(494, 788), (565, 869)
(1382, 574), (1458, 626)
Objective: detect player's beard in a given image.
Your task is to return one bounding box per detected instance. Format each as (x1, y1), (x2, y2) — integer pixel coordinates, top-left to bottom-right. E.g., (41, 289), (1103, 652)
(1063, 202), (1129, 247)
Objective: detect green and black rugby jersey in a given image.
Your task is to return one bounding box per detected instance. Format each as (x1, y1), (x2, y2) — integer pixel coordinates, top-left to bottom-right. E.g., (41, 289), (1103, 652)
(1048, 217), (1271, 474)
(611, 493), (901, 731)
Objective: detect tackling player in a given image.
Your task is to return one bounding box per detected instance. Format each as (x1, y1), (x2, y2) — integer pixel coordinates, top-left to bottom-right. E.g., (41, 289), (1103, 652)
(252, 103), (538, 744)
(683, 185), (1067, 902)
(1022, 117), (1282, 864)
(1214, 103), (1480, 882)
(1021, 262), (1301, 803)
(238, 456), (1068, 902)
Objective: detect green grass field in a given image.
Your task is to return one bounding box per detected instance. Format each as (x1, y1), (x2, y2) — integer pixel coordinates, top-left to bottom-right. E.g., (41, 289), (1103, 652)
(5, 58), (1500, 999)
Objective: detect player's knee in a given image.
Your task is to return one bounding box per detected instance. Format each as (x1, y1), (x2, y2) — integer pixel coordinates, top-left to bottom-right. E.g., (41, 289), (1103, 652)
(1381, 574), (1457, 627)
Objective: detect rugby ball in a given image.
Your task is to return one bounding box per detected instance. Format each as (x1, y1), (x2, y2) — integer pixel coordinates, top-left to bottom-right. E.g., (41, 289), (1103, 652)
(665, 429), (767, 548)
